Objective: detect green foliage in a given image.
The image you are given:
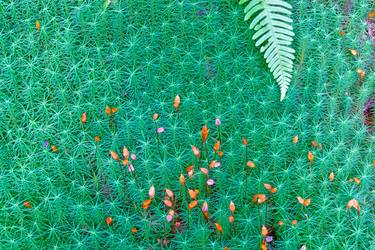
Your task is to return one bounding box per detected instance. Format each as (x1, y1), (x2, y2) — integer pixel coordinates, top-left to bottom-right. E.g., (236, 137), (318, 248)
(240, 0), (295, 101)
(0, 0), (374, 249)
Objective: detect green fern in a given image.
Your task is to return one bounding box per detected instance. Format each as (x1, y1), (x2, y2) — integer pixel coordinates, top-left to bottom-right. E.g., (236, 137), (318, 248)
(240, 0), (295, 101)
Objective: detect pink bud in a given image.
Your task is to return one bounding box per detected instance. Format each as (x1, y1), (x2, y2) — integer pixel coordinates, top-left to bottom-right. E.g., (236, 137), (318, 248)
(215, 118), (221, 126)
(165, 189), (174, 199)
(191, 146), (200, 158)
(148, 185), (155, 199)
(157, 127), (165, 133)
(202, 201), (208, 212)
(131, 153), (136, 161)
(206, 179), (215, 186)
(200, 168), (208, 176)
(188, 169), (194, 178)
(166, 214), (173, 222)
(128, 164), (134, 172)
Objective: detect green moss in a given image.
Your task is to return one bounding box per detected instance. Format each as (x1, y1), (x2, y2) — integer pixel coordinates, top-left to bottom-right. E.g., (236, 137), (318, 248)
(0, 0), (374, 249)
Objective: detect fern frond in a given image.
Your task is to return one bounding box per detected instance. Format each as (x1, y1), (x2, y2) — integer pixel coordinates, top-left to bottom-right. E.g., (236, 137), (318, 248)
(240, 0), (295, 101)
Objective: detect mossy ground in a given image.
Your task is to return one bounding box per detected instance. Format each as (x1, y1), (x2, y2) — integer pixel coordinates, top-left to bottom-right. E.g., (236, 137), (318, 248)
(0, 0), (374, 249)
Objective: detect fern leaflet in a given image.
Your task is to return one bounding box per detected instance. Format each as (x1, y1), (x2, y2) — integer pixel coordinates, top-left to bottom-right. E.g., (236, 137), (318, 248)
(240, 0), (295, 101)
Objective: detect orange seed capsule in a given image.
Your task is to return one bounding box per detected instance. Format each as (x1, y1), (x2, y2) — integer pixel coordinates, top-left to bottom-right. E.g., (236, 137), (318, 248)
(329, 172), (334, 182)
(201, 125), (209, 144)
(229, 201), (235, 214)
(215, 223), (223, 234)
(368, 11), (375, 18)
(228, 215), (234, 223)
(81, 112), (87, 125)
(349, 48), (359, 56)
(110, 150), (119, 161)
(36, 20), (40, 31)
(111, 107), (118, 113)
(105, 105), (111, 116)
(246, 161), (255, 168)
(179, 174), (185, 186)
(51, 145), (58, 153)
(163, 199), (173, 208)
(293, 135), (298, 144)
(356, 69), (366, 79)
(346, 198), (360, 215)
(24, 201), (31, 208)
(131, 227), (138, 234)
(122, 146), (129, 159)
(308, 151), (314, 162)
(353, 177), (361, 185)
(153, 113), (159, 121)
(213, 141), (220, 152)
(106, 216), (113, 225)
(261, 225), (268, 237)
(94, 136), (101, 142)
(188, 189), (197, 200)
(260, 240), (267, 250)
(188, 200), (197, 210)
(173, 95), (181, 111)
(142, 199), (152, 210)
(291, 219), (297, 225)
(242, 138), (248, 145)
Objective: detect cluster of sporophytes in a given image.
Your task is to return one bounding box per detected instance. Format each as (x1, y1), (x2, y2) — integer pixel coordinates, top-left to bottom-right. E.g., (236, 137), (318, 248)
(0, 0), (374, 249)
